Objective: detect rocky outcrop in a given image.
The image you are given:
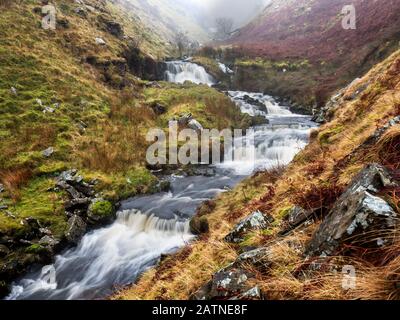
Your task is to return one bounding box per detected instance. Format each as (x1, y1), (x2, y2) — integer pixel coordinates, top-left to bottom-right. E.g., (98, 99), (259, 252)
(225, 211), (274, 243)
(191, 247), (271, 300)
(305, 164), (399, 257)
(279, 206), (318, 236)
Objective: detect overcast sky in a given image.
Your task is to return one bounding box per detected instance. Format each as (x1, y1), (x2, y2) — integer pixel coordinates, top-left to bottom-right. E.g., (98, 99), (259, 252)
(190, 0), (271, 29)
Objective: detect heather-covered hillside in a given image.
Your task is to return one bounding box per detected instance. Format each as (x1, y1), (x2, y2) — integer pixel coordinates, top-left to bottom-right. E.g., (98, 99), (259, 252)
(221, 0), (400, 108)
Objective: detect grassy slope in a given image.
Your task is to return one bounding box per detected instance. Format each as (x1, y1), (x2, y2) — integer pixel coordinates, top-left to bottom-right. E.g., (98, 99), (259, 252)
(115, 50), (400, 300)
(0, 0), (247, 270)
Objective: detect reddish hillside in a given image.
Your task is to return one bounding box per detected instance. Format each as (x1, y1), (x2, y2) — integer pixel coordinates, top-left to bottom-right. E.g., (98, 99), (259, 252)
(223, 0), (400, 107)
(230, 0), (400, 62)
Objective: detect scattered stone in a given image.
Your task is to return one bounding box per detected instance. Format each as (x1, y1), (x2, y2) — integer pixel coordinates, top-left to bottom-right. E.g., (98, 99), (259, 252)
(225, 211), (274, 243)
(150, 102), (166, 115)
(65, 215), (86, 244)
(39, 235), (59, 249)
(192, 268), (256, 300)
(43, 106), (55, 113)
(74, 7), (87, 17)
(57, 18), (70, 29)
(104, 20), (124, 38)
(188, 119), (203, 133)
(36, 98), (43, 106)
(42, 147), (54, 158)
(95, 37), (106, 46)
(305, 164), (399, 257)
(145, 81), (162, 88)
(10, 87), (17, 96)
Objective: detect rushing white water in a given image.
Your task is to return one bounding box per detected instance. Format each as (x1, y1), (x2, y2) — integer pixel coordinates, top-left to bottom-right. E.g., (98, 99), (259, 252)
(165, 61), (215, 85)
(8, 62), (316, 300)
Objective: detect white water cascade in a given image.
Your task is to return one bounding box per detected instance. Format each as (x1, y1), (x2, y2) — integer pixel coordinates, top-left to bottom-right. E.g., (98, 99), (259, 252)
(165, 61), (215, 85)
(7, 61), (316, 300)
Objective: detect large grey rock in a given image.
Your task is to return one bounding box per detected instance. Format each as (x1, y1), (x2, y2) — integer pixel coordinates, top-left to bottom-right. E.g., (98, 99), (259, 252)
(225, 211), (274, 243)
(305, 164), (398, 257)
(65, 215), (86, 244)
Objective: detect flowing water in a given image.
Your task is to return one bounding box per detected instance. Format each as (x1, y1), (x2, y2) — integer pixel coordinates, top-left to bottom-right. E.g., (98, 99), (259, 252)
(7, 61), (316, 300)
(165, 61), (215, 85)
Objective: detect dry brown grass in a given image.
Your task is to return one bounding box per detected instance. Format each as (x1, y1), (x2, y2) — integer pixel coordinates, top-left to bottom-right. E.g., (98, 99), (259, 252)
(0, 167), (32, 202)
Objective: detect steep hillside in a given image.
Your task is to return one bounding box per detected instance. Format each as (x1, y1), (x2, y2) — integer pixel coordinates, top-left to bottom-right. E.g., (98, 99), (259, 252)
(220, 0), (400, 110)
(0, 0), (247, 296)
(113, 0), (209, 43)
(115, 50), (400, 300)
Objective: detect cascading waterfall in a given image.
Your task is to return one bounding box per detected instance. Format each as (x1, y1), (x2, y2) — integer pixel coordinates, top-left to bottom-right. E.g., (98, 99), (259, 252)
(7, 211), (193, 300)
(165, 61), (215, 85)
(8, 62), (316, 300)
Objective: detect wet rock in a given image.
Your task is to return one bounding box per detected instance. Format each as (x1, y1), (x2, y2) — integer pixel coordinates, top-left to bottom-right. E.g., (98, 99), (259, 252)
(225, 211), (274, 243)
(305, 164), (399, 257)
(192, 268), (256, 300)
(39, 235), (60, 251)
(241, 95), (265, 110)
(65, 215), (86, 244)
(87, 199), (115, 225)
(189, 215), (209, 235)
(42, 147), (54, 158)
(150, 102), (166, 115)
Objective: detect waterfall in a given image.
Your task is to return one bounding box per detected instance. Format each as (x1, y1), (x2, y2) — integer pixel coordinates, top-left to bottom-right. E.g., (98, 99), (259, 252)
(7, 211), (193, 300)
(165, 61), (215, 86)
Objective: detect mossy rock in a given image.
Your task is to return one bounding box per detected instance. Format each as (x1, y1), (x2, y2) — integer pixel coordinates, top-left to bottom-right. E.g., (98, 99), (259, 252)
(25, 244), (47, 254)
(87, 199), (115, 225)
(189, 215), (209, 235)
